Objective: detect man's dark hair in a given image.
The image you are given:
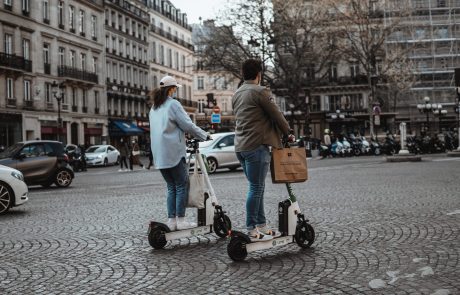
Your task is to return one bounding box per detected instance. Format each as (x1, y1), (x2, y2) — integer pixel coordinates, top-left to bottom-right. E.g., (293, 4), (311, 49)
(242, 59), (262, 80)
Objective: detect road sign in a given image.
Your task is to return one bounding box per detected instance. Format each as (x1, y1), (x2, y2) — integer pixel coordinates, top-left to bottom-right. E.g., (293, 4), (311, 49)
(213, 105), (221, 113)
(211, 113), (221, 124)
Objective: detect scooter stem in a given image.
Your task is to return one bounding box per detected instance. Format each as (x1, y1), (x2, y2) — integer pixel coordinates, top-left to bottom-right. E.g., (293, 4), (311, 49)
(286, 183), (297, 203)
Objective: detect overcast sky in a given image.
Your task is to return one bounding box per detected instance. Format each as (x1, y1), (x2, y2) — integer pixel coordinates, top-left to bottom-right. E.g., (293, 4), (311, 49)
(170, 0), (228, 24)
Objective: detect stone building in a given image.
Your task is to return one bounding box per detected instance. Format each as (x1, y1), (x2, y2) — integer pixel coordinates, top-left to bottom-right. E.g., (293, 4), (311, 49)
(0, 0), (107, 147)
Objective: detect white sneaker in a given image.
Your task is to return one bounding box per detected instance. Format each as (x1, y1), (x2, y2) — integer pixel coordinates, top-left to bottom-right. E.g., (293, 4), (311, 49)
(258, 225), (281, 237)
(118, 169), (123, 172)
(248, 228), (273, 242)
(176, 218), (197, 230)
(166, 218), (177, 231)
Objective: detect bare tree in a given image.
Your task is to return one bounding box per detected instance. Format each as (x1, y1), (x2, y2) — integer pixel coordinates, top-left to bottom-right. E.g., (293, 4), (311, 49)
(197, 0), (337, 136)
(326, 0), (414, 136)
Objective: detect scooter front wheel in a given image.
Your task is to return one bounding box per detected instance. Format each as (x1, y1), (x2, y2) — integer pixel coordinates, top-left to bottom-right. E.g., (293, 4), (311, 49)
(227, 237), (248, 261)
(148, 227), (167, 249)
(213, 214), (231, 238)
(295, 222), (315, 248)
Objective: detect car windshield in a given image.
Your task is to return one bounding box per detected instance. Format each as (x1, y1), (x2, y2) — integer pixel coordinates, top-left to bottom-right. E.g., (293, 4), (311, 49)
(86, 146), (106, 153)
(0, 143), (23, 159)
(199, 134), (223, 148)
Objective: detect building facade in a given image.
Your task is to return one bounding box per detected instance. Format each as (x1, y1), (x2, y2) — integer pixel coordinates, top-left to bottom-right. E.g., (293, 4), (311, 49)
(104, 0), (150, 142)
(145, 0), (196, 117)
(0, 0), (107, 147)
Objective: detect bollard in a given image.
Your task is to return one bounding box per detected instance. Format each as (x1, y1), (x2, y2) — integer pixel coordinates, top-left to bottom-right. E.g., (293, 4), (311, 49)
(398, 122), (410, 155)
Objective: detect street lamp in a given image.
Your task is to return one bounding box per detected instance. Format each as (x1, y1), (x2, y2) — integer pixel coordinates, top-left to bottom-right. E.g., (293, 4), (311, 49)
(456, 88), (460, 151)
(52, 81), (65, 143)
(417, 96), (433, 135)
(432, 105), (448, 133)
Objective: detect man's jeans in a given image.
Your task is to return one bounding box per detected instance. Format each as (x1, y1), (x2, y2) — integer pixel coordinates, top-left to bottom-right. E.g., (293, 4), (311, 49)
(236, 145), (271, 230)
(159, 158), (188, 218)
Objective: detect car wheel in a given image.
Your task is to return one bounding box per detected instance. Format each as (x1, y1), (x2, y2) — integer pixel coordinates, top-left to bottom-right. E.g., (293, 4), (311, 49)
(0, 181), (13, 214)
(54, 169), (73, 188)
(103, 158), (108, 166)
(207, 158), (218, 174)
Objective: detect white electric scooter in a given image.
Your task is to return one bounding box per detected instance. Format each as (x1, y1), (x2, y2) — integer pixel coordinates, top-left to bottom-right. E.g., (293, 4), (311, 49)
(227, 139), (315, 261)
(147, 138), (232, 249)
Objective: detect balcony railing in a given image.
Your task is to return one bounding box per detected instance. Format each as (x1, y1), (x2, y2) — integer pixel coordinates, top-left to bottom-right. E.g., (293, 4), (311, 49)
(95, 108), (100, 114)
(0, 52), (32, 72)
(72, 105), (78, 112)
(7, 99), (16, 107)
(23, 100), (34, 109)
(46, 102), (54, 110)
(58, 65), (98, 84)
(82, 106), (88, 113)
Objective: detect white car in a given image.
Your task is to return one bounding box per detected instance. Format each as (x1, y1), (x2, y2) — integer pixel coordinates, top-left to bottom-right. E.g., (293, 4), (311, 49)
(0, 164), (28, 214)
(85, 145), (120, 167)
(189, 132), (240, 174)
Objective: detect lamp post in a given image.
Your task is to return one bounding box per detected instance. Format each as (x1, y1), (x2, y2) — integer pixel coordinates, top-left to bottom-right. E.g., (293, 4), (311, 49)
(417, 96), (433, 136)
(456, 88), (460, 151)
(52, 81), (64, 143)
(330, 109), (346, 135)
(432, 105), (448, 134)
(370, 74), (378, 137)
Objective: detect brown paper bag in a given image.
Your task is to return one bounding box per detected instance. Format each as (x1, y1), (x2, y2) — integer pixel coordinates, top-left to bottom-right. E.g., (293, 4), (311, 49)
(270, 147), (308, 183)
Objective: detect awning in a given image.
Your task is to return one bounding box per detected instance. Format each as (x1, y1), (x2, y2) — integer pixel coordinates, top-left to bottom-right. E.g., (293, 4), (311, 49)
(109, 120), (144, 136)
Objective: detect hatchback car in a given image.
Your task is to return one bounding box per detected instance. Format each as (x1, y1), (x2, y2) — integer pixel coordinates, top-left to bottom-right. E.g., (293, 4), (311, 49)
(0, 140), (74, 188)
(85, 145), (120, 167)
(191, 132), (240, 174)
(0, 164), (28, 214)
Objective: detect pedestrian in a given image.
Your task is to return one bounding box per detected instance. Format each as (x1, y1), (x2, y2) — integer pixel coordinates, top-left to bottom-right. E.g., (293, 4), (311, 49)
(79, 144), (87, 171)
(131, 139), (144, 169)
(149, 76), (210, 231)
(323, 129), (332, 157)
(232, 59), (291, 242)
(118, 138), (129, 172)
(145, 138), (154, 169)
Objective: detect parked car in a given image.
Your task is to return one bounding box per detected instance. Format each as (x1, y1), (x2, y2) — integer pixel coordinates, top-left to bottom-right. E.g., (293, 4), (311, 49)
(0, 140), (74, 188)
(85, 145), (120, 167)
(190, 132), (240, 174)
(0, 165), (28, 214)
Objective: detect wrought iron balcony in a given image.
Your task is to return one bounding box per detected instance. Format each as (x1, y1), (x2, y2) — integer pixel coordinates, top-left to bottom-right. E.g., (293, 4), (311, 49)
(58, 65), (98, 84)
(0, 52), (32, 72)
(44, 63), (51, 75)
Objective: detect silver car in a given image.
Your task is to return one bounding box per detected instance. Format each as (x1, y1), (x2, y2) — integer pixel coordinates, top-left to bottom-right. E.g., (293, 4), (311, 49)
(191, 132), (240, 174)
(85, 145), (120, 167)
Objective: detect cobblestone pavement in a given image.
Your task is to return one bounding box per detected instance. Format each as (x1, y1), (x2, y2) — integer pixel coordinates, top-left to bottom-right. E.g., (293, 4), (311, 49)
(1, 155), (459, 294)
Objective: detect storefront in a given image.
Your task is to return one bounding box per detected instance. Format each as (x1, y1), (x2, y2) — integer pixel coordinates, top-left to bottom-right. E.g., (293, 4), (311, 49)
(108, 120), (144, 146)
(0, 113), (22, 148)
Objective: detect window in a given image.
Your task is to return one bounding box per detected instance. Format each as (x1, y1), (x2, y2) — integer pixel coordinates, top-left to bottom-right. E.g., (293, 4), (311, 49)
(120, 65), (124, 82)
(80, 53), (86, 71)
(69, 50), (76, 67)
(22, 39), (30, 60)
(94, 91), (99, 109)
(4, 34), (12, 55)
(329, 63), (337, 81)
(92, 57), (97, 73)
(69, 6), (75, 31)
(175, 51), (179, 70)
(91, 15), (97, 39)
(24, 80), (31, 101)
(151, 41), (156, 61)
(350, 62), (359, 78)
(126, 41), (130, 56)
(20, 144), (48, 158)
(82, 90), (87, 107)
(72, 88), (77, 106)
(4, 0), (12, 5)
(119, 39), (123, 55)
(197, 76), (204, 90)
(58, 47), (65, 66)
(43, 0), (49, 21)
(79, 10), (85, 35)
(22, 0), (30, 13)
(6, 78), (14, 99)
(437, 0), (446, 7)
(45, 83), (51, 103)
(160, 45), (164, 64)
(133, 44), (136, 59)
(168, 48), (172, 67)
(58, 1), (64, 27)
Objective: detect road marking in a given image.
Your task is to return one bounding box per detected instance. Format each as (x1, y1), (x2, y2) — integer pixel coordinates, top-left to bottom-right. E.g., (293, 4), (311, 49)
(432, 157), (460, 162)
(446, 209), (460, 215)
(369, 279), (386, 289)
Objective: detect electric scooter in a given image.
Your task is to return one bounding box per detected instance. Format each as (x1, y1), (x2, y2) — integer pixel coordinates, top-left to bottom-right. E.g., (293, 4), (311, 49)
(147, 138), (232, 249)
(227, 170), (315, 261)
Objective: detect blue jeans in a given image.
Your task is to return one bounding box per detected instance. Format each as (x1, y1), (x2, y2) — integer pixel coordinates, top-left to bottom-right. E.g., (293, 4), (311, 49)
(159, 158), (188, 218)
(236, 145), (271, 230)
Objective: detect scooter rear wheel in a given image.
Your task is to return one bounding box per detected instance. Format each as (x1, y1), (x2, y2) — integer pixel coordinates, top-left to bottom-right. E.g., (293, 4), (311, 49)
(213, 214), (231, 238)
(295, 222), (315, 248)
(227, 237), (248, 261)
(148, 227), (167, 249)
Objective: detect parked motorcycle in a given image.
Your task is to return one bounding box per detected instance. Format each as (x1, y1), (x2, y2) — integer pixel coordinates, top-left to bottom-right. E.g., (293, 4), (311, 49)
(360, 136), (371, 155)
(381, 134), (400, 156)
(370, 137), (381, 156)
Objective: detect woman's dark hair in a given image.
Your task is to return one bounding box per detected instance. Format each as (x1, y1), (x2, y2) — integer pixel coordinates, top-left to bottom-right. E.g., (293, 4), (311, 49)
(242, 59), (262, 80)
(151, 86), (175, 110)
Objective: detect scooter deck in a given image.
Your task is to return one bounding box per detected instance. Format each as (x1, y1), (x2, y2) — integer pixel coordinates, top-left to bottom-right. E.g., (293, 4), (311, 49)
(246, 235), (294, 252)
(165, 225), (212, 241)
